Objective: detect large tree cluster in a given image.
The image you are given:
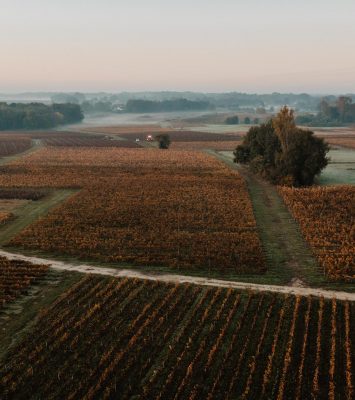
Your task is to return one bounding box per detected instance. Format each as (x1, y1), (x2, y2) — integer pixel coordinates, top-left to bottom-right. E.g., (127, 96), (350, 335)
(0, 102), (83, 130)
(234, 107), (329, 186)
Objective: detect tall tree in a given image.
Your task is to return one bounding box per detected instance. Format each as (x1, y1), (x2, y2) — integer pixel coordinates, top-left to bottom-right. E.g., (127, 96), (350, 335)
(272, 106), (296, 153)
(234, 107), (329, 186)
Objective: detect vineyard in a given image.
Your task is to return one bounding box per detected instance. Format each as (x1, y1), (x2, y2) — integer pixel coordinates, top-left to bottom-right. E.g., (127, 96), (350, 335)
(170, 140), (241, 151)
(0, 213), (12, 225)
(0, 256), (48, 308)
(279, 185), (355, 282)
(2, 147), (265, 274)
(0, 188), (49, 201)
(0, 137), (32, 157)
(117, 130), (241, 142)
(44, 136), (139, 148)
(0, 275), (353, 399)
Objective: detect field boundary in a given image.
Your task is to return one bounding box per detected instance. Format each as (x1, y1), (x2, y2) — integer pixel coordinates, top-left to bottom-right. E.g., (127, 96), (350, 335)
(0, 249), (354, 300)
(0, 189), (79, 246)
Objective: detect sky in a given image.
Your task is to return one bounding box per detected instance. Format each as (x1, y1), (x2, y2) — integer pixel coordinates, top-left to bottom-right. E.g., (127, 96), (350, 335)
(1, 0), (355, 93)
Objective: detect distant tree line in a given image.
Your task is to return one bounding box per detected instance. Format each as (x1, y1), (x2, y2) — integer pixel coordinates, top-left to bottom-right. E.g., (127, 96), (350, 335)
(225, 115), (260, 125)
(0, 103), (83, 130)
(234, 107), (329, 186)
(296, 96), (355, 126)
(125, 99), (213, 113)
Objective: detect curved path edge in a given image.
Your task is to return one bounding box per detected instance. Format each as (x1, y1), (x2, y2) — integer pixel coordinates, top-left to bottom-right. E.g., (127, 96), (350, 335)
(1, 249), (354, 301)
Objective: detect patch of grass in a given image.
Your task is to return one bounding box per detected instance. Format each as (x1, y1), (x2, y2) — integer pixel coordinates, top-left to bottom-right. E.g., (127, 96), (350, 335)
(318, 148), (355, 185)
(208, 151), (350, 289)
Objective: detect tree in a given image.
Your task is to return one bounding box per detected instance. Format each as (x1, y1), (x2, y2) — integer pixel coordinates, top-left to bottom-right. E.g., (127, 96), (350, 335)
(0, 102), (83, 130)
(225, 115), (239, 125)
(234, 107), (329, 186)
(244, 117), (251, 124)
(155, 134), (171, 149)
(272, 106), (296, 153)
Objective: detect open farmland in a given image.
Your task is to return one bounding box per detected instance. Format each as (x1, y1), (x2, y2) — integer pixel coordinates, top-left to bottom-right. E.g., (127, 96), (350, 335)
(0, 256), (48, 308)
(0, 188), (49, 201)
(43, 135), (139, 148)
(279, 186), (355, 282)
(117, 129), (241, 142)
(0, 275), (353, 400)
(170, 140), (242, 151)
(0, 147), (265, 275)
(326, 137), (355, 149)
(0, 137), (32, 157)
(81, 124), (171, 135)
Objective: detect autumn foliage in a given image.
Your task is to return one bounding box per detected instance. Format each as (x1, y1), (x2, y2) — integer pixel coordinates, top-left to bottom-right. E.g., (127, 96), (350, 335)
(279, 185), (355, 281)
(0, 147), (265, 274)
(0, 276), (352, 399)
(0, 256), (48, 308)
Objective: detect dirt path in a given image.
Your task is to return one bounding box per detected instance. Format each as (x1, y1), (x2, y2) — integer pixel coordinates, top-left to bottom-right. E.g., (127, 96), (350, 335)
(0, 249), (353, 301)
(209, 150), (325, 287)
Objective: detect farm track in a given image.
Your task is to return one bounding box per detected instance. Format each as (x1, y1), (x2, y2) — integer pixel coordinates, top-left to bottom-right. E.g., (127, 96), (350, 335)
(0, 249), (354, 301)
(209, 150), (324, 286)
(0, 138), (43, 165)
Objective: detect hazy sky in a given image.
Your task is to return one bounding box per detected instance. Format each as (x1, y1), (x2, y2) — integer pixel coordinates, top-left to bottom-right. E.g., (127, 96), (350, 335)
(1, 0), (355, 93)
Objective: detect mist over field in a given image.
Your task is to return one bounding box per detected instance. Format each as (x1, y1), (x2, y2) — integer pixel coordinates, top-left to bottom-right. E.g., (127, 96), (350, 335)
(0, 2), (354, 400)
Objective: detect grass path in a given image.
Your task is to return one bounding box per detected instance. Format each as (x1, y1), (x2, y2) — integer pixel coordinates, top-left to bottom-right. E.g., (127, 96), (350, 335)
(0, 270), (81, 363)
(209, 150), (326, 287)
(0, 138), (43, 165)
(0, 189), (78, 246)
(0, 139), (79, 246)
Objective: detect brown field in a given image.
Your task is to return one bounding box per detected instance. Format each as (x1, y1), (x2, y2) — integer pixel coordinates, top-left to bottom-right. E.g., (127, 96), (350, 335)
(0, 256), (48, 308)
(0, 147), (265, 274)
(117, 130), (241, 142)
(81, 125), (170, 134)
(0, 137), (32, 157)
(170, 140), (241, 151)
(279, 185), (355, 282)
(1, 276), (352, 400)
(325, 137), (355, 149)
(0, 212), (13, 225)
(44, 136), (139, 148)
(79, 125), (241, 141)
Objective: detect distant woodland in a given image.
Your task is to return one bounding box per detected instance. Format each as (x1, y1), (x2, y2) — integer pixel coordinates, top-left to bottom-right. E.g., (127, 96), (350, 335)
(125, 99), (213, 113)
(0, 103), (83, 130)
(296, 96), (355, 126)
